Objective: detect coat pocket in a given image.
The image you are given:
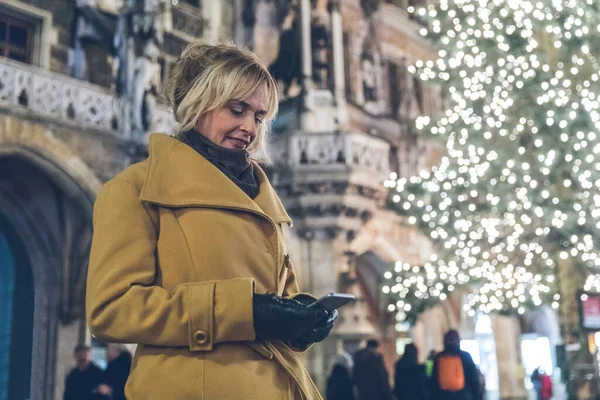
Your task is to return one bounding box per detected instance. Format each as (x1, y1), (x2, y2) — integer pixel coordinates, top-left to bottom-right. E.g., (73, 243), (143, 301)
(126, 345), (204, 399)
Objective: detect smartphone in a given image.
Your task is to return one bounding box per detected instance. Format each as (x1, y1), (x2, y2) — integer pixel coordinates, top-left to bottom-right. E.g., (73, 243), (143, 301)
(307, 293), (355, 312)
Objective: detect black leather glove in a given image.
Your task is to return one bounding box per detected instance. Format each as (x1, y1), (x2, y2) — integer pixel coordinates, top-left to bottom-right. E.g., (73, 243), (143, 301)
(253, 293), (329, 342)
(289, 294), (338, 346)
(294, 309), (337, 345)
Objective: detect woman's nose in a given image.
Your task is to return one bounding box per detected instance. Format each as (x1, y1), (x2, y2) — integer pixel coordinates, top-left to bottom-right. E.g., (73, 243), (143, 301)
(241, 114), (257, 136)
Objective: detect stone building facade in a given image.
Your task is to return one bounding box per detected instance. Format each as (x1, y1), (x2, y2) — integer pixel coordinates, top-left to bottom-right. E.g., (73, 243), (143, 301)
(0, 0), (449, 399)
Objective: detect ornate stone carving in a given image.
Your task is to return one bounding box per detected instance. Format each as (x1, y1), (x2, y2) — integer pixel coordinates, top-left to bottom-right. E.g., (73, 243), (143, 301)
(361, 50), (377, 102)
(0, 58), (176, 139)
(172, 3), (205, 39)
(397, 57), (421, 121)
(349, 18), (386, 114)
(68, 0), (115, 80)
(283, 132), (390, 175)
(153, 105), (178, 135)
(311, 10), (331, 90)
(269, 1), (302, 97)
(113, 0), (165, 136)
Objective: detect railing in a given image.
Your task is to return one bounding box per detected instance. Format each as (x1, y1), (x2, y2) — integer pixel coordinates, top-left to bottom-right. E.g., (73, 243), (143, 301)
(272, 132), (391, 177)
(0, 57), (176, 140)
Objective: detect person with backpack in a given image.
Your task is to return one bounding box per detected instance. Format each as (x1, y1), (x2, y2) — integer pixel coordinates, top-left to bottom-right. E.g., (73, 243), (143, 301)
(430, 330), (481, 400)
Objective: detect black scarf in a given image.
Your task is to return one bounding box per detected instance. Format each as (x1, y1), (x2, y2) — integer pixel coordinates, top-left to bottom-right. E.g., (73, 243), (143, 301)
(178, 130), (260, 199)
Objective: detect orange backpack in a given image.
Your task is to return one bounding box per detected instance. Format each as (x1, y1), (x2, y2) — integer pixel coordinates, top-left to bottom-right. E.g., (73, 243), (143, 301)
(438, 354), (466, 392)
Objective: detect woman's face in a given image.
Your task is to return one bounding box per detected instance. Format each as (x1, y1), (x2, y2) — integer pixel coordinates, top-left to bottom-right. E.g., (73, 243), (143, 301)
(194, 84), (267, 151)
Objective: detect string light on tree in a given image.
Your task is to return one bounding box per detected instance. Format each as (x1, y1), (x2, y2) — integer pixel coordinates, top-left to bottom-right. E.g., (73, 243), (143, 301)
(383, 0), (600, 323)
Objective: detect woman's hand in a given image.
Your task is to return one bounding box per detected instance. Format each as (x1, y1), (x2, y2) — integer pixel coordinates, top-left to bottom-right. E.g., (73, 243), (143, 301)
(297, 308), (337, 344)
(288, 294), (338, 347)
(252, 294), (329, 342)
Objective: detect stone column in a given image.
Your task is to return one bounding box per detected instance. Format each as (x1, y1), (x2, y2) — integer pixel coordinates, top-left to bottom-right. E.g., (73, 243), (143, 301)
(299, 0), (315, 130)
(299, 0), (313, 92)
(53, 319), (86, 400)
(233, 0), (248, 46)
(203, 0), (223, 42)
(162, 0), (173, 32)
(492, 314), (527, 400)
(329, 0), (348, 125)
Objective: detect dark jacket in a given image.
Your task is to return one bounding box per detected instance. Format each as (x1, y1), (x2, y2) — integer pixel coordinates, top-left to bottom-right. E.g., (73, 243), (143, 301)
(327, 365), (355, 400)
(394, 359), (428, 400)
(102, 352), (132, 400)
(353, 348), (393, 400)
(63, 363), (105, 400)
(430, 345), (480, 400)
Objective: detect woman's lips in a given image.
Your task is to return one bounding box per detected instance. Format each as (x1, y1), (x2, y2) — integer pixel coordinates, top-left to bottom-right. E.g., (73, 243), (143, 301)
(227, 137), (248, 149)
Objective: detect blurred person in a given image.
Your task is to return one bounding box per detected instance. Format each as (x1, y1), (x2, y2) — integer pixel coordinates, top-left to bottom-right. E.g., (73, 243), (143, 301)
(353, 339), (394, 400)
(86, 41), (337, 399)
(326, 353), (355, 400)
(96, 343), (132, 400)
(430, 330), (481, 400)
(394, 343), (428, 400)
(531, 367), (541, 400)
(539, 370), (553, 400)
(425, 349), (438, 377)
(63, 344), (104, 400)
(476, 367), (486, 400)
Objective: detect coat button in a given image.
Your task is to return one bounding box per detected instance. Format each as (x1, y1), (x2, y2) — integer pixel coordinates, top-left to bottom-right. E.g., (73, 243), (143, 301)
(193, 330), (209, 345)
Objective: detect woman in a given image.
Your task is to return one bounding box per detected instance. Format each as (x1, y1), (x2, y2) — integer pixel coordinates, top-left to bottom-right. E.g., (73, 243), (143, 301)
(86, 41), (337, 400)
(394, 343), (428, 400)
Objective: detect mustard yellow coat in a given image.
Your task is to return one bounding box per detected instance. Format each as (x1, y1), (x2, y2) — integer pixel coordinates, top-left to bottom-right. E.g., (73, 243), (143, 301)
(86, 134), (323, 400)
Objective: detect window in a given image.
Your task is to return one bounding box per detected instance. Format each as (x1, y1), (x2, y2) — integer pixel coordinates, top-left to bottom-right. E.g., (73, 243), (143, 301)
(0, 13), (35, 63)
(388, 62), (400, 118)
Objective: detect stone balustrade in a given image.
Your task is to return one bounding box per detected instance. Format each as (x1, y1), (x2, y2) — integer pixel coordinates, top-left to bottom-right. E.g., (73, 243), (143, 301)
(0, 57), (176, 140)
(272, 131), (391, 177)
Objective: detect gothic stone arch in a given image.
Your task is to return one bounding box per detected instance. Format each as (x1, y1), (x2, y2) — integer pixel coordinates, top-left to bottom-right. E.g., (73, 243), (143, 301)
(0, 115), (101, 400)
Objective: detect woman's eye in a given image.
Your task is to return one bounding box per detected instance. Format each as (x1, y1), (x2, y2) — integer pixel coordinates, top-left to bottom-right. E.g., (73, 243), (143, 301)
(230, 107), (244, 116)
(255, 118), (263, 125)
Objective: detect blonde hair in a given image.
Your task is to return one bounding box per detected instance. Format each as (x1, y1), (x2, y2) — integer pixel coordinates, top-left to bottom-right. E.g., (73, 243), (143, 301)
(163, 41), (279, 162)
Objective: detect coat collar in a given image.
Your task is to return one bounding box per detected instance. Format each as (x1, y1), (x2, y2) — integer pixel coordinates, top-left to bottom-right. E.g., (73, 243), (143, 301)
(139, 134), (292, 225)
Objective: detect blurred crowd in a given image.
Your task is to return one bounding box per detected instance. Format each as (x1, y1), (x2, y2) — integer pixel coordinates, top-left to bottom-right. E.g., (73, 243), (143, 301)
(64, 328), (553, 400)
(63, 343), (131, 400)
(327, 330), (487, 400)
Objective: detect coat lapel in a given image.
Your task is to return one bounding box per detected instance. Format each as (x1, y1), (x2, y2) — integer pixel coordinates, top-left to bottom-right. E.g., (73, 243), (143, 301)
(139, 134), (292, 225)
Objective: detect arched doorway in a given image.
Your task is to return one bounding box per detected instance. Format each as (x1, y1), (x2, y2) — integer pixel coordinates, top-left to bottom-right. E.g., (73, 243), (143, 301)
(0, 214), (34, 400)
(0, 152), (95, 399)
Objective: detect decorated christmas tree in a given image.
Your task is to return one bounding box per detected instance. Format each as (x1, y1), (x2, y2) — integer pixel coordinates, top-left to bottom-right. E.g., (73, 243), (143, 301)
(384, 0), (600, 390)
